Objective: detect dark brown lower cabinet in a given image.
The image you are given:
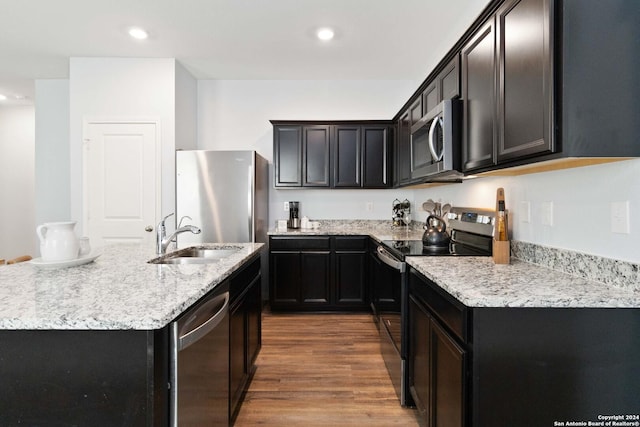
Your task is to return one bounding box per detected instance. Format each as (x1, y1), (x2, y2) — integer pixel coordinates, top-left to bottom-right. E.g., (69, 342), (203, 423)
(409, 293), (466, 427)
(408, 267), (640, 426)
(269, 236), (331, 310)
(269, 236), (368, 311)
(229, 257), (262, 422)
(334, 236), (368, 309)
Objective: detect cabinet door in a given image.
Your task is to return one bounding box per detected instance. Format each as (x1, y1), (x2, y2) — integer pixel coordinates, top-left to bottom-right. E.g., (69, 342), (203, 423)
(229, 302), (246, 416)
(362, 126), (390, 188)
(396, 111), (412, 186)
(334, 251), (368, 308)
(497, 0), (553, 163)
(422, 80), (439, 117)
(300, 252), (331, 305)
(409, 294), (431, 424)
(424, 55), (460, 120)
(439, 55), (460, 101)
(303, 125), (331, 187)
(409, 98), (422, 127)
(274, 126), (302, 187)
(431, 321), (466, 427)
(461, 18), (497, 172)
(270, 251), (300, 306)
(246, 276), (262, 366)
(334, 125), (361, 188)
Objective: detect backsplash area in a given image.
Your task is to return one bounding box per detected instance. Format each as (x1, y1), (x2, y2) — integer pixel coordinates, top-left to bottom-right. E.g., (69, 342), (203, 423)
(511, 241), (640, 292)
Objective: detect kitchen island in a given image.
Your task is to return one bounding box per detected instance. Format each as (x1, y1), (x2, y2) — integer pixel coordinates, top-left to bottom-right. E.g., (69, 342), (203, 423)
(0, 242), (263, 426)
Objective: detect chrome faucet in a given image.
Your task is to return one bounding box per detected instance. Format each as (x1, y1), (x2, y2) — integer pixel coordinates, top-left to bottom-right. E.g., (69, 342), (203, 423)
(156, 213), (202, 254)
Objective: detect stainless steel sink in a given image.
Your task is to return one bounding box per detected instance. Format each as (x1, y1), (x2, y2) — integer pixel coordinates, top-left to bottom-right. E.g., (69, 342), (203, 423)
(148, 246), (241, 265)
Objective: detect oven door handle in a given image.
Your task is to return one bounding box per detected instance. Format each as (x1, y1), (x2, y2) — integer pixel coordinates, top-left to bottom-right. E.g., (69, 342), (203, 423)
(377, 246), (406, 273)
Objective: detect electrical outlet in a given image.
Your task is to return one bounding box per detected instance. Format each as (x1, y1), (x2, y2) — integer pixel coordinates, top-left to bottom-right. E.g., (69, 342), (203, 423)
(520, 201), (531, 223)
(284, 201), (289, 211)
(541, 201), (554, 226)
(611, 201), (630, 234)
(366, 202), (374, 212)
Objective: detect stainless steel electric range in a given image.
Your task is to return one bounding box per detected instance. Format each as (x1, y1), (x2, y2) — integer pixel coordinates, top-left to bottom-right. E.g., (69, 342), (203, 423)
(374, 207), (496, 407)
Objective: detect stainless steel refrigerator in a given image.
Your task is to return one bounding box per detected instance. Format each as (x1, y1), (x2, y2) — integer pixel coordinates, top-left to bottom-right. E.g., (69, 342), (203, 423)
(176, 150), (269, 293)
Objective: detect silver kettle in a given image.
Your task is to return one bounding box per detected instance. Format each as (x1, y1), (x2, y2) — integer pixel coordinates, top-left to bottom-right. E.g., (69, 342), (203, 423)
(422, 215), (451, 247)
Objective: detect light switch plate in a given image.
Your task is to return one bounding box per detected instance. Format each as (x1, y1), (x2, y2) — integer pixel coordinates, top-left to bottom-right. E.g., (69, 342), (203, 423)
(284, 201), (289, 211)
(611, 201), (630, 234)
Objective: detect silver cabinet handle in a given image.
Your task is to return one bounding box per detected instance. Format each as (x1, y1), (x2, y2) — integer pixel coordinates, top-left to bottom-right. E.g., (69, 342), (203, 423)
(145, 226), (153, 232)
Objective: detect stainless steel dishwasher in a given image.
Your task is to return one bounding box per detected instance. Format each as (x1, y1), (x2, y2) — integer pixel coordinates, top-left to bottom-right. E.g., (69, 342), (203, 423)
(170, 281), (230, 426)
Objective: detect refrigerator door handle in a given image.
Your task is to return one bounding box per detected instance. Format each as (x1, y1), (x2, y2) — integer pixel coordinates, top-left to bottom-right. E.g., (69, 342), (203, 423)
(248, 164), (254, 241)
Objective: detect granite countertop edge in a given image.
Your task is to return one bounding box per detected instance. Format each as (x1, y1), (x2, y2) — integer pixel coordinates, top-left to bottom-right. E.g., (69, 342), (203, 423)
(0, 242), (263, 331)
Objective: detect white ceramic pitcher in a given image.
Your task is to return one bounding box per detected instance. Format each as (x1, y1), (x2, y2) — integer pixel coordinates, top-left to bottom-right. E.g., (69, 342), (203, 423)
(36, 221), (80, 262)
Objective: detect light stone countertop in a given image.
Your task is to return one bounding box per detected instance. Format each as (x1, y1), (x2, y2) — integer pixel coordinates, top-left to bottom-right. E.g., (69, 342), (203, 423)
(0, 242), (263, 330)
(407, 256), (640, 308)
(268, 220), (424, 242)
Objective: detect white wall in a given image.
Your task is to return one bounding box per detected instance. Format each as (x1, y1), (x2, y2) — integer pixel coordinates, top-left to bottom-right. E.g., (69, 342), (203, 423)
(175, 61), (198, 150)
(412, 159), (640, 263)
(0, 105), (36, 259)
(35, 79), (70, 226)
(69, 58), (177, 233)
(197, 79), (418, 224)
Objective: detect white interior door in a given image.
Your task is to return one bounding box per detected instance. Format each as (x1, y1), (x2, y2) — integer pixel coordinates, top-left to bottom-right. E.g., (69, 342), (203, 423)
(83, 121), (159, 247)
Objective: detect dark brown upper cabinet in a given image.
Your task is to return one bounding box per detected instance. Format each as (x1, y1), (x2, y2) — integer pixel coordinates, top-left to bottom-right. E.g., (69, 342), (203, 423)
(461, 18), (498, 172)
(273, 125), (302, 187)
(462, 0), (553, 173)
(361, 126), (391, 188)
(334, 125), (361, 187)
(395, 110), (412, 187)
(423, 55), (461, 116)
(273, 123), (330, 188)
(272, 121), (392, 189)
(333, 124), (391, 188)
(302, 125), (331, 187)
(496, 0), (553, 163)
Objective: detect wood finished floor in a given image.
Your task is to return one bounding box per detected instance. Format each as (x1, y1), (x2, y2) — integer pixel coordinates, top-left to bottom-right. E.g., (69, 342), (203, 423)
(234, 311), (420, 426)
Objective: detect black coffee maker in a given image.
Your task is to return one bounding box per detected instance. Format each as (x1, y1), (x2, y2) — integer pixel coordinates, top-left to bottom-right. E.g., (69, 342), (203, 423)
(288, 201), (300, 229)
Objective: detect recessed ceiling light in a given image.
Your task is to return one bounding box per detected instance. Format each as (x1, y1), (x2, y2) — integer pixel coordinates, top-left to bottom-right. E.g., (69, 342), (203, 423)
(0, 94), (7, 101)
(316, 27), (335, 41)
(128, 27), (148, 40)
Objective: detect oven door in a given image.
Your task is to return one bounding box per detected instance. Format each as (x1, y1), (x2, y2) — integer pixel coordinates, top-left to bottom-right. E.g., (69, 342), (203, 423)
(375, 245), (412, 407)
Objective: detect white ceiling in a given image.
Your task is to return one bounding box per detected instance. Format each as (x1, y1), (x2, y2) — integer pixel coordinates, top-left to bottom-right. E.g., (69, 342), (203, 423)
(0, 0), (490, 106)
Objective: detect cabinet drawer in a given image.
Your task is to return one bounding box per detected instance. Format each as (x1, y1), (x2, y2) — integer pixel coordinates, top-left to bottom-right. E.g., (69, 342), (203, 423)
(409, 269), (468, 343)
(334, 236), (368, 251)
(269, 236), (331, 250)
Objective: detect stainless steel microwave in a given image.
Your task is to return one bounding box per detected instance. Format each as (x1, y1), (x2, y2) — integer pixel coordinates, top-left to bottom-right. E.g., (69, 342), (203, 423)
(410, 99), (462, 181)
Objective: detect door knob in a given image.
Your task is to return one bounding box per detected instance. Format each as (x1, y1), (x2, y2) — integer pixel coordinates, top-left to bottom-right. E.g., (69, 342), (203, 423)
(145, 225), (153, 232)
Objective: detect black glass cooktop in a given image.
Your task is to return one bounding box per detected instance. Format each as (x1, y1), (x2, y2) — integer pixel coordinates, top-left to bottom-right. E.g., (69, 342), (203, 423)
(381, 230), (492, 260)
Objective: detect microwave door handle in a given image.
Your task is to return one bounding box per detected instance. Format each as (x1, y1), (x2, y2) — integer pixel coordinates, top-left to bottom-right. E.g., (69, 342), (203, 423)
(428, 116), (444, 162)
